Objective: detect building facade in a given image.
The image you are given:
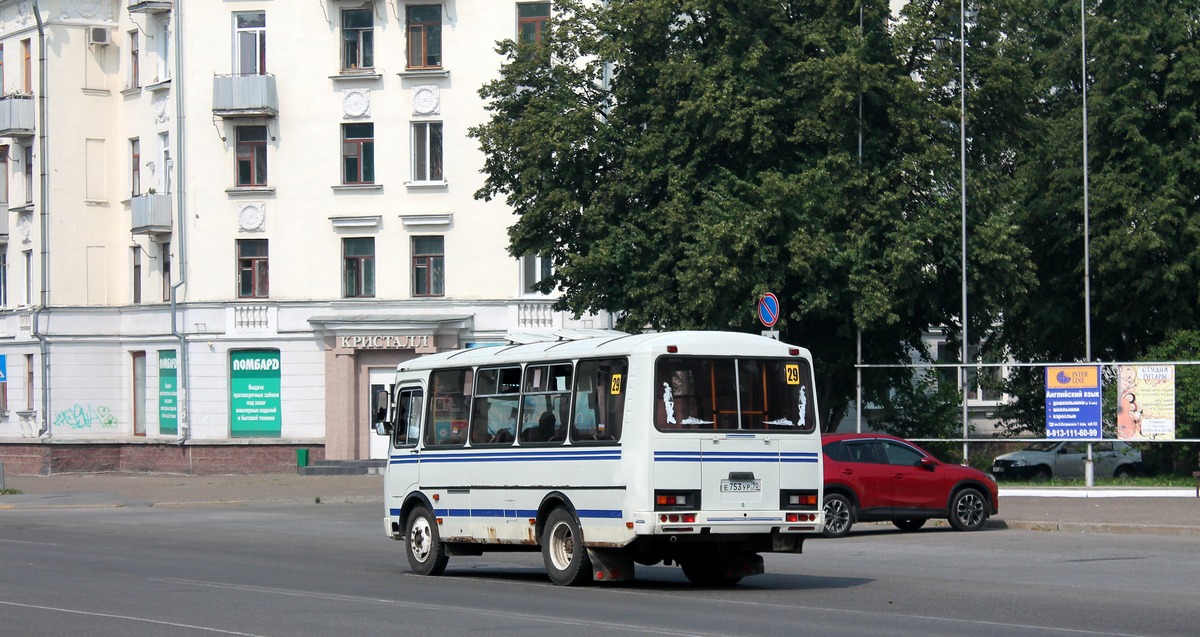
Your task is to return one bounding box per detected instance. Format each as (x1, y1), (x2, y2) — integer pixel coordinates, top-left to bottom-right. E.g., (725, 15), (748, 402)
(0, 0), (607, 474)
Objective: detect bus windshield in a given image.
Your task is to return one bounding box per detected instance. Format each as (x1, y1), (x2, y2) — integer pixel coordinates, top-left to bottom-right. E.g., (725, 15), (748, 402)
(654, 356), (815, 433)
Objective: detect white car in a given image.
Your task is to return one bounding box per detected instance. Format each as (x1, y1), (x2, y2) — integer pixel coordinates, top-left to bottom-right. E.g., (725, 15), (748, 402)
(991, 441), (1142, 481)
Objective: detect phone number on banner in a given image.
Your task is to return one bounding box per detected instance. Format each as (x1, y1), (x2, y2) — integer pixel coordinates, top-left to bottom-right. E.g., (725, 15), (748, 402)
(1047, 428), (1100, 439)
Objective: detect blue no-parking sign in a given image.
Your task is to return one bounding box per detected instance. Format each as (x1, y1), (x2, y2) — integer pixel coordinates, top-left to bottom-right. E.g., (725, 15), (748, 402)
(757, 293), (780, 328)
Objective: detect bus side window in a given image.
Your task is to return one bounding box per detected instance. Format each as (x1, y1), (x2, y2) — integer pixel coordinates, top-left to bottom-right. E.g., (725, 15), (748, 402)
(571, 358), (626, 443)
(426, 368), (470, 447)
(394, 388), (422, 448)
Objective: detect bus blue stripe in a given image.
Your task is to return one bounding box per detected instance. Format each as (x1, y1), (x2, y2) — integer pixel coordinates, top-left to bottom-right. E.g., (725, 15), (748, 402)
(422, 508), (623, 520)
(652, 451), (818, 464)
(390, 450), (621, 465)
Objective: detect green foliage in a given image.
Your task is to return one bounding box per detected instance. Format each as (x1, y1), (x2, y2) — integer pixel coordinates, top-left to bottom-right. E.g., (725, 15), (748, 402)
(473, 0), (1200, 439)
(473, 0), (1025, 433)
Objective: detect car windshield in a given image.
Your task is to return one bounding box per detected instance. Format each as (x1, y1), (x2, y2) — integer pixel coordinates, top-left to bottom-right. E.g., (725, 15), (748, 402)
(1022, 442), (1059, 452)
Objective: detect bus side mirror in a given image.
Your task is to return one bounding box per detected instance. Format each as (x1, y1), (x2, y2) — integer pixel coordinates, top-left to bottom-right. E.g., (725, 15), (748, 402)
(372, 389), (392, 435)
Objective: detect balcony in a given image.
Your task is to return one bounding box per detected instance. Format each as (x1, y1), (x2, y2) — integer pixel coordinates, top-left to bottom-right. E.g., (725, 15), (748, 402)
(212, 74), (278, 118)
(131, 192), (172, 235)
(128, 0), (171, 14)
(0, 94), (35, 138)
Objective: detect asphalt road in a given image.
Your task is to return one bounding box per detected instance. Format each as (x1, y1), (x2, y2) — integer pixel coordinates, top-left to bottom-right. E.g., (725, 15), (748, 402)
(2, 501), (1198, 637)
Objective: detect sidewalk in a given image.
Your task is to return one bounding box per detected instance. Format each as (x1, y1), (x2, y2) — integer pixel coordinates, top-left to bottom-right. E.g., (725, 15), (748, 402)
(2, 473), (1197, 537)
(0, 473), (382, 509)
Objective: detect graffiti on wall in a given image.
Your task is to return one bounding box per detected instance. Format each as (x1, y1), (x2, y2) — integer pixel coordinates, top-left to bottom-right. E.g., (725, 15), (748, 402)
(53, 404), (119, 430)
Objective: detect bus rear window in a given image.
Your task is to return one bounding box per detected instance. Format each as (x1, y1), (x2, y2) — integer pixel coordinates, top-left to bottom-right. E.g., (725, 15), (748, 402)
(655, 356), (815, 433)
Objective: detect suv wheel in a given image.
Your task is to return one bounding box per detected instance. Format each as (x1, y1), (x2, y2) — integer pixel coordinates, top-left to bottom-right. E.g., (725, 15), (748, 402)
(822, 493), (854, 538)
(948, 488), (987, 532)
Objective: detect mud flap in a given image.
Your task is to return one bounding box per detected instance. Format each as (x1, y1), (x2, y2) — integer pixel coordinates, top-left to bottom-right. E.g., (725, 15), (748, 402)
(771, 532), (805, 553)
(587, 548), (636, 582)
(722, 552), (765, 579)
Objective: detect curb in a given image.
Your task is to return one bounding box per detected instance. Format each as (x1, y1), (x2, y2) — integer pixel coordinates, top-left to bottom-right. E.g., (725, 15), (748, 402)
(1000, 488), (1196, 498)
(1002, 519), (1200, 538)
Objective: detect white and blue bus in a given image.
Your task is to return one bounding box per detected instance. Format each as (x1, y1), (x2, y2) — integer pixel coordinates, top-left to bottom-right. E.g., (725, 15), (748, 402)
(372, 330), (823, 586)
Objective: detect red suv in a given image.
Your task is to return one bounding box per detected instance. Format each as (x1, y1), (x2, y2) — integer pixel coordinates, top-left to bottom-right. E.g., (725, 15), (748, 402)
(821, 433), (998, 538)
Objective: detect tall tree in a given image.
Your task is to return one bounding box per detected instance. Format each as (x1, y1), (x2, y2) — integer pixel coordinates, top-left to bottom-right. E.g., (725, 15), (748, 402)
(988, 0), (1200, 433)
(472, 0), (1023, 431)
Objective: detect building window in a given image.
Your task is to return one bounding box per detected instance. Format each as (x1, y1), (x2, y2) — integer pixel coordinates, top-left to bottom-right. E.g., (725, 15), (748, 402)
(406, 5), (441, 69)
(155, 15), (171, 81)
(237, 239), (269, 298)
(412, 236), (444, 297)
(21, 39), (31, 94)
(0, 252), (7, 307)
(23, 145), (32, 204)
(128, 31), (140, 88)
(161, 241), (171, 302)
(236, 126), (268, 186)
(235, 11), (267, 75)
(411, 121), (443, 182)
(22, 250), (31, 306)
(132, 247), (142, 304)
(342, 123), (374, 184)
(130, 138), (141, 197)
(24, 353), (33, 410)
(521, 254), (553, 295)
(158, 132), (171, 193)
(343, 238), (375, 298)
(0, 44), (5, 93)
(517, 3), (550, 45)
(342, 8), (374, 71)
(0, 144), (8, 205)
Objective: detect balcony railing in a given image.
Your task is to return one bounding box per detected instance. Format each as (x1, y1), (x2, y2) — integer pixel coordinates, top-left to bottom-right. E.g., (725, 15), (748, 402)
(516, 300), (556, 329)
(212, 74), (278, 118)
(0, 94), (35, 138)
(128, 0), (171, 14)
(131, 192), (172, 235)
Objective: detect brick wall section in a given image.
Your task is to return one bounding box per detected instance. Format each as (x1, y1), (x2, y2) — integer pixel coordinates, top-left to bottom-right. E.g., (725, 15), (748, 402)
(0, 445), (50, 476)
(0, 443), (326, 476)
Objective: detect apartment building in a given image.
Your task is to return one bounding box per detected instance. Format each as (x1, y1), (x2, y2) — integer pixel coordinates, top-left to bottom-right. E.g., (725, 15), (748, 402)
(0, 0), (606, 474)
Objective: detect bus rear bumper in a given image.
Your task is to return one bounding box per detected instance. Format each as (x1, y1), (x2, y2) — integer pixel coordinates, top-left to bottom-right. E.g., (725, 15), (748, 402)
(632, 511), (819, 541)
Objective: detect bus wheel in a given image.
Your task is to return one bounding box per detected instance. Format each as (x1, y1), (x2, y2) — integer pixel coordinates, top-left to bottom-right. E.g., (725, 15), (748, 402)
(406, 506), (448, 576)
(542, 508), (592, 586)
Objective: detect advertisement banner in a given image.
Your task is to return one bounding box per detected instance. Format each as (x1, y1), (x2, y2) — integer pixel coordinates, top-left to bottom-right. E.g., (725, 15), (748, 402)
(1116, 365), (1175, 440)
(1044, 366), (1102, 439)
(158, 350), (177, 436)
(230, 350), (282, 437)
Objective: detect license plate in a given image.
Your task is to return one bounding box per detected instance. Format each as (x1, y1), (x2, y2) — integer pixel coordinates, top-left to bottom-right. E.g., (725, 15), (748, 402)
(993, 467), (1004, 473)
(720, 480), (761, 493)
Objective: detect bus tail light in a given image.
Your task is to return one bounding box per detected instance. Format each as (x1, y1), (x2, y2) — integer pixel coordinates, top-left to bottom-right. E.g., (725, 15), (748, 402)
(780, 490), (819, 510)
(654, 490), (700, 510)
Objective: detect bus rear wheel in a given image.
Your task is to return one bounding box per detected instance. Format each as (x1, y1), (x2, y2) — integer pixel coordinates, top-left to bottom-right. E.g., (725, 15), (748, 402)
(542, 508), (592, 586)
(405, 506), (448, 576)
